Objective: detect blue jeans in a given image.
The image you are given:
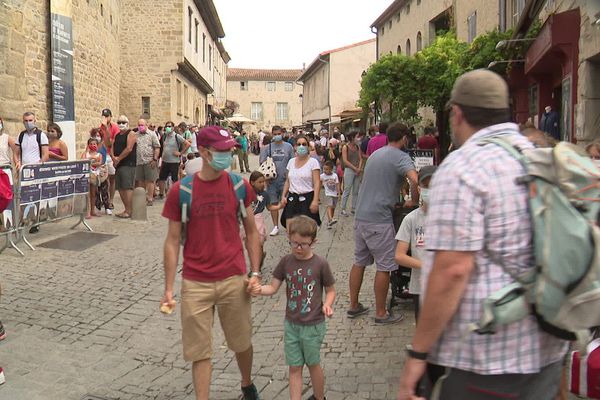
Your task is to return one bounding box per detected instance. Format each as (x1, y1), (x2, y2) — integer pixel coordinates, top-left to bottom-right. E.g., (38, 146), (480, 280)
(341, 168), (361, 212)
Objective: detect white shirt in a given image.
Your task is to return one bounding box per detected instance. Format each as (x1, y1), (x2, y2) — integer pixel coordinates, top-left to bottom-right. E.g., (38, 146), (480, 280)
(259, 131), (266, 147)
(319, 137), (327, 147)
(18, 129), (49, 165)
(286, 157), (320, 194)
(190, 132), (198, 153)
(320, 172), (339, 197)
(184, 157), (203, 176)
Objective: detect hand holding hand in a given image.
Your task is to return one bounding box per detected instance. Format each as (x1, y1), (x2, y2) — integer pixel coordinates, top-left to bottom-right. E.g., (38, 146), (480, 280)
(280, 197), (288, 208)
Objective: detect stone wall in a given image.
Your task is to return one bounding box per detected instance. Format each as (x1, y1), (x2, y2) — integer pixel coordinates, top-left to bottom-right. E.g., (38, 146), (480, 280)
(119, 0), (183, 127)
(0, 0), (51, 136)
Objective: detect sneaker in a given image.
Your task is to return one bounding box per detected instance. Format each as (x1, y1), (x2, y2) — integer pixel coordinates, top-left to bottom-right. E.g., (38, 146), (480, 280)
(347, 303), (369, 319)
(269, 226), (279, 236)
(374, 313), (404, 325)
(341, 210), (348, 217)
(106, 209), (113, 215)
(329, 218), (338, 226)
(0, 367), (4, 385)
(29, 225), (39, 234)
(308, 395), (326, 400)
(241, 383), (260, 400)
(0, 321), (5, 341)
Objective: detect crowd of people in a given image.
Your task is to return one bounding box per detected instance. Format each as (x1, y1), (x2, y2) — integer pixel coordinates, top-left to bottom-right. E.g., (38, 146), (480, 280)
(1, 68), (600, 398)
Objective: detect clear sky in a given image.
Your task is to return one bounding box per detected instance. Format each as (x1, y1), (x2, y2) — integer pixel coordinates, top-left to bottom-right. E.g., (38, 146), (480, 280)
(212, 0), (392, 69)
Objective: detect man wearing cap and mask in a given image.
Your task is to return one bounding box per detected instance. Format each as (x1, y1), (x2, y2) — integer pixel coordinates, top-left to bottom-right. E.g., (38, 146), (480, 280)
(99, 108), (120, 209)
(161, 126), (262, 400)
(397, 70), (568, 400)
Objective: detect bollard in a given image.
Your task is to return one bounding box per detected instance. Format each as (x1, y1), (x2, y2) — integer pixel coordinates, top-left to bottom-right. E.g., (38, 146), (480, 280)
(131, 187), (147, 221)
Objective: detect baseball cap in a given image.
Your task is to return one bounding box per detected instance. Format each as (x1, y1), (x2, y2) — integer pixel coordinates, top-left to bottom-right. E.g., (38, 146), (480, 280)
(418, 165), (437, 185)
(197, 126), (240, 151)
(449, 69), (509, 109)
(101, 108), (112, 117)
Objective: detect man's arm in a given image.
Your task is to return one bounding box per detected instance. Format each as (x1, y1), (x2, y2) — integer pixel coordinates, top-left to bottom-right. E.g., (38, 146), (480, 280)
(257, 277), (283, 296)
(8, 136), (20, 170)
(406, 169), (419, 207)
(412, 250), (475, 351)
(162, 219), (181, 306)
(41, 145), (50, 163)
(241, 206), (262, 290)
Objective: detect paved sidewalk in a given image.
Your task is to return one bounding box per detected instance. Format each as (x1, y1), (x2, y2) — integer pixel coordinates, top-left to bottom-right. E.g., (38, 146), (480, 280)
(0, 155), (415, 399)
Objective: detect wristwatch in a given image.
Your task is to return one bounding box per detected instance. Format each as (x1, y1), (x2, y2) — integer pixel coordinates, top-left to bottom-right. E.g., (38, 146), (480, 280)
(247, 271), (262, 278)
(405, 344), (428, 360)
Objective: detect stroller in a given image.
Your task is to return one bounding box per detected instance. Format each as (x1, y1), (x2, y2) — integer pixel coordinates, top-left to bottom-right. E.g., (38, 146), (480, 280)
(389, 204), (418, 310)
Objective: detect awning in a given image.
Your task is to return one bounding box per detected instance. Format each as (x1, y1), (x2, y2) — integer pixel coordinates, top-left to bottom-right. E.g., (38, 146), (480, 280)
(331, 107), (363, 118)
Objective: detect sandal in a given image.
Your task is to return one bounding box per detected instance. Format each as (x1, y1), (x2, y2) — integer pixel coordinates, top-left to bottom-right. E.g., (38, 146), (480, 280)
(347, 303), (369, 319)
(115, 213), (130, 219)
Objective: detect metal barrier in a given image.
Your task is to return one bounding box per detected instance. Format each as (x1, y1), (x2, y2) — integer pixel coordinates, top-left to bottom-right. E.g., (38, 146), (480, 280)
(0, 164), (23, 255)
(14, 160), (93, 253)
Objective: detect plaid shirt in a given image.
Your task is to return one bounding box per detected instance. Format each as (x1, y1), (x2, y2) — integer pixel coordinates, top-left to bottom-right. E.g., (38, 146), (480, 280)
(421, 123), (568, 374)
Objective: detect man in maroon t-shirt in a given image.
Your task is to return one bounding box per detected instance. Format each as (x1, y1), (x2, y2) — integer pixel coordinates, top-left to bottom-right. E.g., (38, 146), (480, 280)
(161, 125), (262, 400)
(417, 126), (440, 165)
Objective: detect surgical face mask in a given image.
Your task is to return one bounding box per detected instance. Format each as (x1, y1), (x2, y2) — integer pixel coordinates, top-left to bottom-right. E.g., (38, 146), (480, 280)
(209, 151), (233, 171)
(420, 187), (430, 204)
(138, 125), (147, 133)
(273, 134), (283, 142)
(118, 123), (128, 129)
(296, 145), (309, 156)
(165, 126), (173, 134)
(24, 121), (35, 131)
(89, 144), (98, 152)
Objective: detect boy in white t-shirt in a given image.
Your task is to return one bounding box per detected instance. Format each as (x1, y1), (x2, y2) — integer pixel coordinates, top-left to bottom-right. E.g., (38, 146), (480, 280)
(320, 161), (340, 228)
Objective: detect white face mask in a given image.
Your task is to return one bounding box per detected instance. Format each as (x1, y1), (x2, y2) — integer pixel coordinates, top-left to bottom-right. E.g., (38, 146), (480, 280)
(420, 187), (430, 204)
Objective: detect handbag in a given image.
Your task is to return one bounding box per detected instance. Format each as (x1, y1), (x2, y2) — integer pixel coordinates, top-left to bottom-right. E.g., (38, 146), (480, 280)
(258, 143), (277, 180)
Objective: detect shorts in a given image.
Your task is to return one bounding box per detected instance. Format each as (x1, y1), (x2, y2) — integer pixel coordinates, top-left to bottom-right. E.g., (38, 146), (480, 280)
(284, 320), (326, 367)
(266, 178), (284, 204)
(353, 221), (398, 272)
(326, 195), (338, 207)
(180, 275), (252, 362)
(159, 162), (180, 182)
(241, 213), (267, 244)
(135, 163), (158, 182)
(115, 165), (136, 190)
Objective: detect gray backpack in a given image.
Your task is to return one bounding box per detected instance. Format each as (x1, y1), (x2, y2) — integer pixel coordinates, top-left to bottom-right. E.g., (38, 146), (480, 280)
(473, 138), (600, 344)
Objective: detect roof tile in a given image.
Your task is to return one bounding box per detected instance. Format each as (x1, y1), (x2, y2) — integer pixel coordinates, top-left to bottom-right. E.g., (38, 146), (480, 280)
(227, 68), (303, 81)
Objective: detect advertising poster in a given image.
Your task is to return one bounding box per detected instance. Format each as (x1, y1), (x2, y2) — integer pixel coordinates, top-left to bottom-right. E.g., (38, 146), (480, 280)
(20, 161), (90, 225)
(407, 149), (434, 171)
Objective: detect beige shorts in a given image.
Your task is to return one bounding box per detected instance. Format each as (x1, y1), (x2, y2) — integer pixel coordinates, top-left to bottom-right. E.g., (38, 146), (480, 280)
(135, 163), (158, 182)
(181, 275), (252, 362)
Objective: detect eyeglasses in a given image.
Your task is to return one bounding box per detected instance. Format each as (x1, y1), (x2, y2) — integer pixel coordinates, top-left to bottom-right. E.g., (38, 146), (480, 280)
(289, 240), (313, 250)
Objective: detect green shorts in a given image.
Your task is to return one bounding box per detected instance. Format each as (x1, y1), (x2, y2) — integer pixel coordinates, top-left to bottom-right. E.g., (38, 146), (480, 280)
(284, 319), (326, 367)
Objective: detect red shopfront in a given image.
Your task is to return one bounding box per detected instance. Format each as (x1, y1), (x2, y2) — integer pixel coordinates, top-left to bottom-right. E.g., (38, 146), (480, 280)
(510, 9), (580, 143)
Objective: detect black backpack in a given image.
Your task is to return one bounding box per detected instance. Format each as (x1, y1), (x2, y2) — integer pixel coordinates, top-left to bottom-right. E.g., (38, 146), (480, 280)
(18, 129), (43, 161)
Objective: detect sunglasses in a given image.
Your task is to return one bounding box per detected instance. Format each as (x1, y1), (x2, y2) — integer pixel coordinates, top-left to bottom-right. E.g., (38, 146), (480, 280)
(117, 121), (127, 124)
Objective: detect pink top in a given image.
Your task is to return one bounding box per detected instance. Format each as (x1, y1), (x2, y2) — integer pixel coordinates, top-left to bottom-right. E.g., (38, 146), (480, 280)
(366, 133), (388, 156)
(49, 147), (63, 157)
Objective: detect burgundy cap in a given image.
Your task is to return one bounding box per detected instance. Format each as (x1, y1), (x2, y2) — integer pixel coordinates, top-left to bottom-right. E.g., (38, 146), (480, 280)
(196, 126), (239, 151)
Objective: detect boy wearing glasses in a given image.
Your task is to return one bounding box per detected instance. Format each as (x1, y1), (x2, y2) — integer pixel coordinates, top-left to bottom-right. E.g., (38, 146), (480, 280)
(251, 215), (336, 400)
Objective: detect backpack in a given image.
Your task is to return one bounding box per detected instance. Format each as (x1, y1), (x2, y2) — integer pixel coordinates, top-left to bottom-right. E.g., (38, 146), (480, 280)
(178, 171), (247, 245)
(0, 168), (13, 212)
(473, 137), (600, 343)
(18, 129), (43, 162)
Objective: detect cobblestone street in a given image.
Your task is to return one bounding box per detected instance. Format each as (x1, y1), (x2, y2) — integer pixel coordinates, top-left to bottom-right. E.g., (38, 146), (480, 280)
(0, 155), (415, 400)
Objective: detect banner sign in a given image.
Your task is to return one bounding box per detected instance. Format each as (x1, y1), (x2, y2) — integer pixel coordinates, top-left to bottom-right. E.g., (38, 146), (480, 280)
(408, 149), (434, 171)
(19, 161), (90, 226)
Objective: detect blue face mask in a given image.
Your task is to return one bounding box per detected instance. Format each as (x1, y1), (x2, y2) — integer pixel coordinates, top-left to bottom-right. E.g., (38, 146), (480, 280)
(420, 187), (430, 204)
(273, 135), (283, 142)
(296, 145), (309, 156)
(209, 151), (232, 171)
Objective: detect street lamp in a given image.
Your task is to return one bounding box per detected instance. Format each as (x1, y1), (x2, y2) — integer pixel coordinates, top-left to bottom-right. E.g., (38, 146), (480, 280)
(487, 59), (525, 69)
(495, 38), (535, 50)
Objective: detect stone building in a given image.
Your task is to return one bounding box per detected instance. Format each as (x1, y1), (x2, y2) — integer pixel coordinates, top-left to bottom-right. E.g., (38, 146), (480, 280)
(0, 0), (229, 157)
(226, 68), (303, 133)
(298, 39), (376, 130)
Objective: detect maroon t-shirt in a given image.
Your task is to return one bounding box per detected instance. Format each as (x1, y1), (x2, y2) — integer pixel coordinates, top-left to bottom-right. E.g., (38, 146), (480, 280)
(162, 172), (256, 282)
(417, 135), (438, 150)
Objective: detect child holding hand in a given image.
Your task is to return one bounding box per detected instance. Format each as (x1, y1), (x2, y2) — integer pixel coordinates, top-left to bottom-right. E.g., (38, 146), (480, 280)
(251, 215), (335, 400)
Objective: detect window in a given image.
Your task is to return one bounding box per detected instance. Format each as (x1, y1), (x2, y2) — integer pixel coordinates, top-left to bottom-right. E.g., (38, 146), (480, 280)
(285, 81), (294, 91)
(100, 3), (103, 16)
(110, 15), (113, 25)
(202, 33), (206, 62)
(251, 102), (263, 120)
(184, 85), (189, 117)
(381, 26), (385, 36)
(511, 0), (525, 28)
(499, 0), (507, 32)
(176, 80), (182, 115)
(396, 45), (402, 54)
(194, 20), (199, 53)
(388, 20), (392, 30)
(396, 12), (401, 22)
(406, 4), (410, 14)
(266, 81), (276, 91)
(188, 7), (192, 44)
(208, 45), (212, 70)
(240, 81), (248, 91)
(142, 96), (150, 117)
(406, 39), (411, 56)
(467, 11), (477, 43)
(276, 103), (289, 121)
(416, 32), (422, 51)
